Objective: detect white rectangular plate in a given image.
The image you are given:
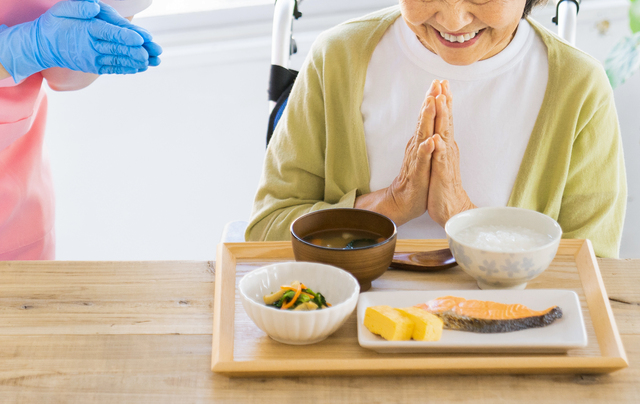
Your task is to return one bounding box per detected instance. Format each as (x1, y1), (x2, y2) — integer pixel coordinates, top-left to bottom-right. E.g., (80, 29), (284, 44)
(357, 290), (587, 353)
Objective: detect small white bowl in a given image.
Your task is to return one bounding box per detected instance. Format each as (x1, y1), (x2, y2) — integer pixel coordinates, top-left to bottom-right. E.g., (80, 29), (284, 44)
(238, 261), (360, 345)
(445, 207), (562, 290)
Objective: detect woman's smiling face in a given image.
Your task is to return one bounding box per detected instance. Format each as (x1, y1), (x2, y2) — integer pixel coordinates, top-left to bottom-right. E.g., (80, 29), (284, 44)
(399, 0), (528, 65)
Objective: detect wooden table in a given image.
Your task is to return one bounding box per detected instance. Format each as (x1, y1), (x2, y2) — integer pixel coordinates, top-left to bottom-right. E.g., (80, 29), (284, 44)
(0, 255), (638, 403)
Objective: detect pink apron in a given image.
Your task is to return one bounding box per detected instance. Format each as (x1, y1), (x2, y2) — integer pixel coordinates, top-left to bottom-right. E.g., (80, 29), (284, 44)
(0, 0), (59, 260)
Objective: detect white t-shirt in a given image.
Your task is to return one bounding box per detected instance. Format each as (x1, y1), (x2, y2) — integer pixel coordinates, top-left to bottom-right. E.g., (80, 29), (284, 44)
(361, 18), (548, 239)
(102, 0), (152, 17)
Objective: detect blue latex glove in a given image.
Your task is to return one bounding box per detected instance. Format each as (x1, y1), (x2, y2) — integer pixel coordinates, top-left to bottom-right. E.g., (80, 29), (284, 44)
(95, 2), (162, 70)
(0, 0), (149, 82)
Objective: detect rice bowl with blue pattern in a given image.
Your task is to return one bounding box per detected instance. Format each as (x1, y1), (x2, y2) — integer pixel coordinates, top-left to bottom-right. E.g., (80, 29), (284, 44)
(445, 207), (562, 290)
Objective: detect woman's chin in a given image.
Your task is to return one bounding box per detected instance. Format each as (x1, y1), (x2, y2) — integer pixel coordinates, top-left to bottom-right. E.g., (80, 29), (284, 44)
(437, 52), (481, 66)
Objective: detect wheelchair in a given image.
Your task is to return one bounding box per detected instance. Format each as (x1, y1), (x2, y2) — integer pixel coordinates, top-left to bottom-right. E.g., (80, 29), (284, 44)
(266, 0), (302, 147)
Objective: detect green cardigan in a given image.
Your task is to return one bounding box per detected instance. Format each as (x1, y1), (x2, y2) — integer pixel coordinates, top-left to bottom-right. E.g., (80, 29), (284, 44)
(246, 6), (627, 258)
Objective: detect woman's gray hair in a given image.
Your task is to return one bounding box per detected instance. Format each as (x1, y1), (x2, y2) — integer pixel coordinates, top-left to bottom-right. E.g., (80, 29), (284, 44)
(523, 0), (549, 18)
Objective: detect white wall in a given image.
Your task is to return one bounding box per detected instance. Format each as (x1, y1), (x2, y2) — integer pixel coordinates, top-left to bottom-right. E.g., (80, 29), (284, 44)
(45, 0), (639, 260)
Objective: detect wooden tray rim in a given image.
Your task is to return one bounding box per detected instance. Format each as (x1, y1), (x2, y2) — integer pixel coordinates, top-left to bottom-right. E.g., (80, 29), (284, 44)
(211, 239), (628, 377)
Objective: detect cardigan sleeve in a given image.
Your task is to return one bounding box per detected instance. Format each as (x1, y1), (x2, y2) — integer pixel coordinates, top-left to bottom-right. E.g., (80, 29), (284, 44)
(244, 42), (358, 241)
(556, 93), (627, 258)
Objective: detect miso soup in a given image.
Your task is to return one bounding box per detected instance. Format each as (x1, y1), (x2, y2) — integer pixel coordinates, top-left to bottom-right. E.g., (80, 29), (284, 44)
(303, 229), (386, 249)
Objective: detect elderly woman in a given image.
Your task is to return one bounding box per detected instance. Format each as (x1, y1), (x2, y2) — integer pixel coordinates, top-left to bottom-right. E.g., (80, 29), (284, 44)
(246, 0), (627, 257)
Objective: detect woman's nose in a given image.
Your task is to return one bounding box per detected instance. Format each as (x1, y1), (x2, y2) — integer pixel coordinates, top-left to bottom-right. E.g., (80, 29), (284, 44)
(435, 5), (474, 32)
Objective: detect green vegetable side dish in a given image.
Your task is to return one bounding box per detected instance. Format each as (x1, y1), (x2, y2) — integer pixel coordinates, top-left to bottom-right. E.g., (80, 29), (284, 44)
(263, 280), (331, 311)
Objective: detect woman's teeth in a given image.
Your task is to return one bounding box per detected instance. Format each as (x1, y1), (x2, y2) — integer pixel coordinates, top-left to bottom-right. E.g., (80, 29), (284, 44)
(440, 30), (479, 43)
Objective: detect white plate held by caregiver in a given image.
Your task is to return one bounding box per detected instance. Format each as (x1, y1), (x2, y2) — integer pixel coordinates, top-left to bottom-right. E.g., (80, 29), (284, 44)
(357, 289), (587, 353)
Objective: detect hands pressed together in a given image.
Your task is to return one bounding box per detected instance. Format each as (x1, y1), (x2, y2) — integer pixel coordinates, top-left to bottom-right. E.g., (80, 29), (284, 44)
(0, 0), (162, 82)
(357, 79), (476, 228)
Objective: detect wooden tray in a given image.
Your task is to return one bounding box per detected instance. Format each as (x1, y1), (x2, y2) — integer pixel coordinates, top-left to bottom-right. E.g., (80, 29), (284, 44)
(211, 239), (628, 377)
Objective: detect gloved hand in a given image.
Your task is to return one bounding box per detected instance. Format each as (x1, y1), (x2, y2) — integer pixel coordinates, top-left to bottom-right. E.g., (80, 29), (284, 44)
(0, 0), (150, 82)
(95, 2), (163, 70)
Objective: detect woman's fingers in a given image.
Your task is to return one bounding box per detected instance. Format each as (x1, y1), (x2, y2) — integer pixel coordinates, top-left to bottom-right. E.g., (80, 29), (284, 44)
(441, 80), (452, 103)
(417, 96), (436, 140)
(388, 79), (447, 224)
(435, 94), (451, 140)
(416, 136), (435, 172)
(431, 134), (447, 162)
(427, 83), (474, 228)
(441, 80), (454, 127)
(428, 79), (442, 98)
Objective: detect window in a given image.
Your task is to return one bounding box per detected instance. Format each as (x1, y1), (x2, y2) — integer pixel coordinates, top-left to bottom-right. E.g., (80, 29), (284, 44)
(138, 0), (273, 18)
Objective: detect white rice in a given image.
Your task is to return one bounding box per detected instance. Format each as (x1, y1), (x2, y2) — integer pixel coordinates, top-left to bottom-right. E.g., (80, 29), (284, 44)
(455, 225), (553, 252)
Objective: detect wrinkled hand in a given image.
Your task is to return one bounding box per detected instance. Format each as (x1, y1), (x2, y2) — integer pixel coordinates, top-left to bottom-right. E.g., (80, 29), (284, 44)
(0, 0), (150, 82)
(385, 85), (439, 226)
(427, 80), (476, 227)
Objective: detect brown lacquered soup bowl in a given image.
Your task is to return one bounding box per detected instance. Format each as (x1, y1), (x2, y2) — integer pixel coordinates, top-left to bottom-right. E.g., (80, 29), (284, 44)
(290, 208), (397, 292)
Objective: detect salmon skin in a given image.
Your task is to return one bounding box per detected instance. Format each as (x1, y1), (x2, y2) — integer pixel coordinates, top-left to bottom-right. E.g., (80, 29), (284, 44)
(415, 296), (563, 333)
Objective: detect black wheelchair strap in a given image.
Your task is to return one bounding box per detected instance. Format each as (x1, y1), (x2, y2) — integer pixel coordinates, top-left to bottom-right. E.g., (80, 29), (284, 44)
(268, 65), (298, 102)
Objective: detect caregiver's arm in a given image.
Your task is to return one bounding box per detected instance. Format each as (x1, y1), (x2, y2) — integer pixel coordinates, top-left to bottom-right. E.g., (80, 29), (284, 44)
(0, 63), (9, 80)
(41, 69), (98, 91)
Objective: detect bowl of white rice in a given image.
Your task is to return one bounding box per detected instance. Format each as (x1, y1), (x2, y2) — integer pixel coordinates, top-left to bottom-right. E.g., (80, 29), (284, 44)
(445, 207), (562, 290)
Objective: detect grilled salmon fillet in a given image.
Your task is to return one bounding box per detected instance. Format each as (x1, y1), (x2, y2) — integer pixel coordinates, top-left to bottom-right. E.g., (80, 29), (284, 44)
(415, 296), (563, 333)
